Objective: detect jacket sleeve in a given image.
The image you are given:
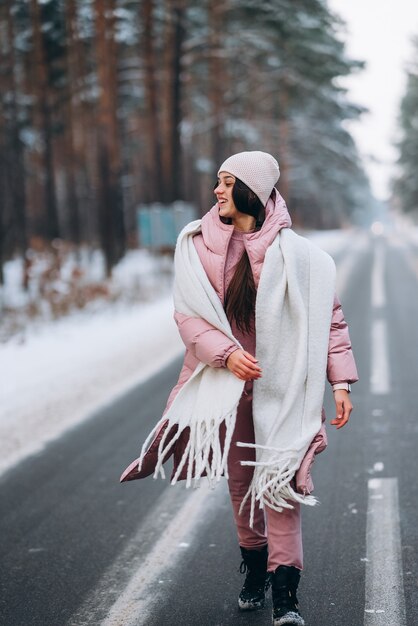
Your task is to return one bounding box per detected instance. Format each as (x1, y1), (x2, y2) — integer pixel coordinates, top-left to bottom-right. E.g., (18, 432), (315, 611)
(327, 293), (359, 386)
(174, 310), (239, 368)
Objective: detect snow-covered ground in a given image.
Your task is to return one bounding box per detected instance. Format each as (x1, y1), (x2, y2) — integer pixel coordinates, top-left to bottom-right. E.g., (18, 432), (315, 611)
(0, 246), (174, 341)
(0, 296), (183, 476)
(1, 229), (358, 478)
(301, 228), (354, 256)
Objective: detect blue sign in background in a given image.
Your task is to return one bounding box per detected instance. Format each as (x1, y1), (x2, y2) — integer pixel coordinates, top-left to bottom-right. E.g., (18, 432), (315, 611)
(137, 202), (197, 248)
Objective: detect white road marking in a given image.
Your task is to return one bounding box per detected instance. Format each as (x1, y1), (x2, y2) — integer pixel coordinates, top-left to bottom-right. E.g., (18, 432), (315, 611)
(371, 243), (386, 309)
(70, 481), (226, 626)
(370, 319), (390, 395)
(102, 483), (222, 626)
(364, 478), (406, 625)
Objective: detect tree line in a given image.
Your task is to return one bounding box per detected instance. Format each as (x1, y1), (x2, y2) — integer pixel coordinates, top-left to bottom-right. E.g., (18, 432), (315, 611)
(0, 0), (373, 281)
(393, 35), (418, 216)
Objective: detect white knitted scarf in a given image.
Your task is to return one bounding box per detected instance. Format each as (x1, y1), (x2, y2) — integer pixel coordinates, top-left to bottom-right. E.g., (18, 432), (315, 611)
(137, 220), (336, 525)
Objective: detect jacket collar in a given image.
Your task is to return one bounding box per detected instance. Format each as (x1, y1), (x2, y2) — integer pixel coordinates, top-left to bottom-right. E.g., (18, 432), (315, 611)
(200, 188), (292, 262)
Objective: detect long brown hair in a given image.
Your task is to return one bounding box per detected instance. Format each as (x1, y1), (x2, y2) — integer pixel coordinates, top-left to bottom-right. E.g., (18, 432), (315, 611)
(222, 178), (266, 333)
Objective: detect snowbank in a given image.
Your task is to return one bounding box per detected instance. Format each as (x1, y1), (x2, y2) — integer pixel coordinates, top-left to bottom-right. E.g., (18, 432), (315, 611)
(0, 296), (183, 476)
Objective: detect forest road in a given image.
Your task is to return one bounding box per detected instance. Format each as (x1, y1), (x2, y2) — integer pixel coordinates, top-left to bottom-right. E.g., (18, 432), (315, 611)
(1, 231), (417, 626)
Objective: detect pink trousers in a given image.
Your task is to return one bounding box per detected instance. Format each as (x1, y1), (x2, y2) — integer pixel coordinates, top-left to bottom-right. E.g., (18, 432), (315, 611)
(226, 382), (303, 572)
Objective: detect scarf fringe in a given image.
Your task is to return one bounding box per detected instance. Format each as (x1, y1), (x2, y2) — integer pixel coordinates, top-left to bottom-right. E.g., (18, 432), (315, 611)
(238, 455), (319, 528)
(136, 408), (240, 489)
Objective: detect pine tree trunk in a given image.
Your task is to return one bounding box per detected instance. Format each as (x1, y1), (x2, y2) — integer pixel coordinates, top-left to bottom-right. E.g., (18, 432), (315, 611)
(161, 1), (174, 202)
(142, 0), (163, 203)
(67, 0), (92, 244)
(30, 0), (59, 241)
(94, 0), (125, 277)
(161, 0), (186, 203)
(5, 0), (27, 257)
(64, 0), (82, 246)
(171, 0), (185, 200)
(208, 0), (227, 174)
(107, 2), (126, 259)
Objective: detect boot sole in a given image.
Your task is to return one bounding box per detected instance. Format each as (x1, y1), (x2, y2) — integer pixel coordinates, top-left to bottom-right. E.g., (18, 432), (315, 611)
(273, 611), (305, 625)
(238, 598), (265, 611)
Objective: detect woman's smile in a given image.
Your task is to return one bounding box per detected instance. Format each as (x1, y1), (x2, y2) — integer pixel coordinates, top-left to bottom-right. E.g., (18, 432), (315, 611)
(214, 172), (236, 210)
(214, 171), (258, 232)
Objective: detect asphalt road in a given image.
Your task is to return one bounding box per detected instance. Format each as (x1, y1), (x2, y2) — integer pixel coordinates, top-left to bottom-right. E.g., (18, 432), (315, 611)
(1, 230), (418, 626)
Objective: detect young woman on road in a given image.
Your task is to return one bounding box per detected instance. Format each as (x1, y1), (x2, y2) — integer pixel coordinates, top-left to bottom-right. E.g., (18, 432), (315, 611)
(121, 151), (358, 626)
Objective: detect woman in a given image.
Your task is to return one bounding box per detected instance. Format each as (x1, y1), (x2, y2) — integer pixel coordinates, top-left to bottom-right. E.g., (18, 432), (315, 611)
(121, 150), (358, 626)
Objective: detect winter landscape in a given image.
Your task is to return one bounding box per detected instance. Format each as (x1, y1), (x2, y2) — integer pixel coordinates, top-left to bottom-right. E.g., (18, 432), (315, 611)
(2, 1), (418, 625)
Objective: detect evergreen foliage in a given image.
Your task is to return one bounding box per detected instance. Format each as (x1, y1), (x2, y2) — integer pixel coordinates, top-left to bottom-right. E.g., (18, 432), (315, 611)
(0, 0), (373, 278)
(393, 35), (418, 215)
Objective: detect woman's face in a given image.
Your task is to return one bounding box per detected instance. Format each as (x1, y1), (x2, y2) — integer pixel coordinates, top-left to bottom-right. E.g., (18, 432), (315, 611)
(214, 172), (239, 219)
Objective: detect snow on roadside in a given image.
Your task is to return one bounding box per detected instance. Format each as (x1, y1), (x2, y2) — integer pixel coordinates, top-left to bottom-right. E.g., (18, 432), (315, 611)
(0, 247), (174, 342)
(0, 228), (358, 478)
(299, 228), (355, 256)
(0, 294), (183, 477)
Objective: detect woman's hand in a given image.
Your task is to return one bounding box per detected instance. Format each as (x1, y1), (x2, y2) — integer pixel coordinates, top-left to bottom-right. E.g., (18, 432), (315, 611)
(226, 349), (262, 381)
(330, 390), (353, 429)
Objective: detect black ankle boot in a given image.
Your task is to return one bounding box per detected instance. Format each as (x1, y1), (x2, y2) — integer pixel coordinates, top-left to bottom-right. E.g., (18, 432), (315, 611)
(238, 545), (270, 611)
(271, 565), (305, 625)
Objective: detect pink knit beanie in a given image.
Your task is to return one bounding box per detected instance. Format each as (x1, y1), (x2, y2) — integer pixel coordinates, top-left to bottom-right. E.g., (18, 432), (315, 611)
(217, 150), (280, 207)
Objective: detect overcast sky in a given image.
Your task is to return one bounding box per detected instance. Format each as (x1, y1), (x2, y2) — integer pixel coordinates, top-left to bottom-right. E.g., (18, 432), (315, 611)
(328, 0), (418, 202)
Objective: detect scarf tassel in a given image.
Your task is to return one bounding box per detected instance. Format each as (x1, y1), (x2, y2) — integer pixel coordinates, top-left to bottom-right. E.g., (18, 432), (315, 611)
(238, 455), (319, 528)
(136, 407), (240, 489)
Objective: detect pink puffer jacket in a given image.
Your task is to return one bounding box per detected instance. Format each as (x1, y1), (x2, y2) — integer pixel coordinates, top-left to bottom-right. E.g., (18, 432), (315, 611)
(121, 189), (359, 489)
